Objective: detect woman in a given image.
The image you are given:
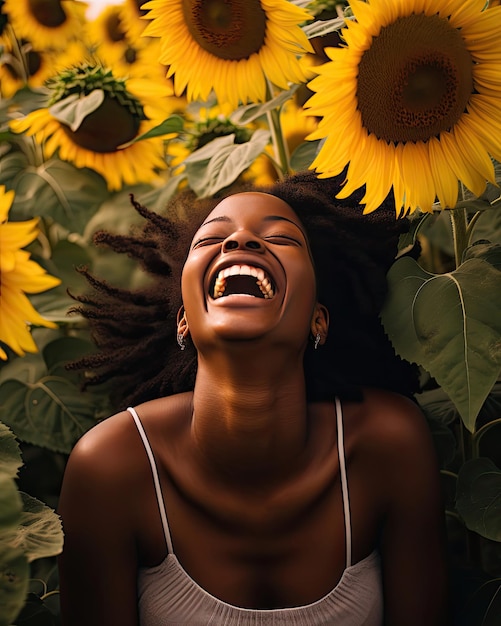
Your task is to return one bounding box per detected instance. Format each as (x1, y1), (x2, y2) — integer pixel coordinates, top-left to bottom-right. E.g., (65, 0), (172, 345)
(58, 172), (449, 625)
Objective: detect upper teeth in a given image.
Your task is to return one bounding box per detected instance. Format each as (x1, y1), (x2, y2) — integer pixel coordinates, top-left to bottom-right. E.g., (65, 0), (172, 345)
(213, 264), (274, 299)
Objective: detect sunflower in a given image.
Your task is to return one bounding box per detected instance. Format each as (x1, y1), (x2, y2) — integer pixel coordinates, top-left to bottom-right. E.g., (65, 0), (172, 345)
(305, 0), (501, 214)
(142, 0), (314, 107)
(3, 0), (87, 51)
(10, 64), (174, 191)
(0, 37), (85, 99)
(120, 0), (151, 42)
(95, 37), (181, 120)
(86, 4), (130, 66)
(0, 187), (60, 360)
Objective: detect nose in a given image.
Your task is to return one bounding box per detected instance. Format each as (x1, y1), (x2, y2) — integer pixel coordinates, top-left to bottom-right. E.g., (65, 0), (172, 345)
(222, 230), (264, 253)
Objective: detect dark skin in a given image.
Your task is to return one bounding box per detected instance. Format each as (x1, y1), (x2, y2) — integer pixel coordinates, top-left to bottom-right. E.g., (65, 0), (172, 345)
(58, 193), (449, 625)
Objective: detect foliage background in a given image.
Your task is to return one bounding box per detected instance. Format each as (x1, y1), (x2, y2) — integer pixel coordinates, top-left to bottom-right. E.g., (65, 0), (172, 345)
(0, 0), (500, 624)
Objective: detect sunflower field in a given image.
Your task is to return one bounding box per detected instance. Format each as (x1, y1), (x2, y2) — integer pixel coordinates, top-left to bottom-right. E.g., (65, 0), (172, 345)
(0, 0), (501, 624)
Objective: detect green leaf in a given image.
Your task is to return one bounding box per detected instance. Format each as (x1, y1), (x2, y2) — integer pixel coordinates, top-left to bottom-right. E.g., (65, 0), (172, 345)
(0, 423), (22, 479)
(463, 241), (501, 270)
(474, 419), (501, 468)
(0, 546), (29, 626)
(456, 457), (501, 541)
(0, 474), (22, 533)
(470, 205), (501, 245)
(184, 130), (270, 197)
(0, 377), (99, 454)
(138, 174), (187, 213)
(10, 158), (110, 234)
(290, 140), (320, 172)
(0, 152), (30, 189)
(9, 493), (63, 563)
(49, 91), (105, 131)
(42, 337), (94, 376)
(230, 86), (299, 126)
(183, 133), (235, 162)
(381, 256), (501, 431)
(119, 114), (184, 147)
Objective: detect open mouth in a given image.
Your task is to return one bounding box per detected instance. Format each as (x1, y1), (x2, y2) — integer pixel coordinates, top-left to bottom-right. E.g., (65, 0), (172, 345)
(211, 264), (275, 300)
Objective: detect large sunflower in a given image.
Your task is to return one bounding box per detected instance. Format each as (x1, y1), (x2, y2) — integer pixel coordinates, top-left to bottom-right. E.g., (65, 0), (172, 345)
(305, 0), (501, 214)
(3, 0), (87, 51)
(10, 64), (174, 191)
(0, 187), (60, 360)
(142, 0), (314, 107)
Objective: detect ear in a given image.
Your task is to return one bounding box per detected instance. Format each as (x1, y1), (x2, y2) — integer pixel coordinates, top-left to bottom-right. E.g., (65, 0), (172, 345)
(310, 302), (329, 347)
(176, 305), (189, 339)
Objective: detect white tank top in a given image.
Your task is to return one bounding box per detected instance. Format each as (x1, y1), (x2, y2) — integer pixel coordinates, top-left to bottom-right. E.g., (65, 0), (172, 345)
(129, 398), (383, 625)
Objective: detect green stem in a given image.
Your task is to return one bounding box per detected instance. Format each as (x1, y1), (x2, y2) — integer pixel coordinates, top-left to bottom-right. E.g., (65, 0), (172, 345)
(265, 81), (290, 178)
(7, 25), (29, 84)
(449, 207), (469, 269)
(465, 211), (482, 242)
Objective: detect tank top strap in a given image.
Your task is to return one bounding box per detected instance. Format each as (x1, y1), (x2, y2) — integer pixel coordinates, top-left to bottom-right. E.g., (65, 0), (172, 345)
(335, 397), (352, 568)
(127, 406), (174, 555)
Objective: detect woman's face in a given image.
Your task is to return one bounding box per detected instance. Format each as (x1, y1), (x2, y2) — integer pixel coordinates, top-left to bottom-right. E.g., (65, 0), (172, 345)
(181, 192), (320, 354)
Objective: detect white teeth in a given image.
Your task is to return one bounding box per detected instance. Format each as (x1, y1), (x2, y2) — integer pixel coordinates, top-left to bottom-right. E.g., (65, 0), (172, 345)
(212, 264), (274, 299)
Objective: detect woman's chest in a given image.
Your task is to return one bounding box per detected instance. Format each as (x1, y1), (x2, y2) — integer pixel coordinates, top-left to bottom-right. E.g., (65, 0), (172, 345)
(136, 470), (381, 609)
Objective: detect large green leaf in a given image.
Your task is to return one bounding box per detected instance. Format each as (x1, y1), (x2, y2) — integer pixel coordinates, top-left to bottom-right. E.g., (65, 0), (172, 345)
(9, 493), (63, 563)
(0, 546), (29, 626)
(184, 129), (270, 197)
(290, 140), (320, 172)
(0, 376), (99, 453)
(9, 158), (110, 233)
(381, 256), (501, 431)
(0, 423), (22, 479)
(456, 457), (501, 541)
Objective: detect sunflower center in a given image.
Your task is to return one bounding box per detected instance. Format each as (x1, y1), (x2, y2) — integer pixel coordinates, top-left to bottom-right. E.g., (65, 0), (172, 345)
(28, 0), (66, 28)
(182, 0), (266, 60)
(106, 11), (126, 42)
(60, 96), (140, 153)
(357, 13), (473, 143)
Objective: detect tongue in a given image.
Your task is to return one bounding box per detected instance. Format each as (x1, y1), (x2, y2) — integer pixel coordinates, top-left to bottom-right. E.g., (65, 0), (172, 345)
(225, 275), (263, 297)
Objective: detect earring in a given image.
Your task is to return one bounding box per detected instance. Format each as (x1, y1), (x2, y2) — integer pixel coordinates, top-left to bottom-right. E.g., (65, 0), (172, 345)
(314, 333), (321, 350)
(177, 332), (186, 351)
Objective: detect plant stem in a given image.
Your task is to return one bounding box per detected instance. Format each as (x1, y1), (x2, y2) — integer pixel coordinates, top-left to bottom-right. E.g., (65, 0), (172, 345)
(265, 81), (290, 178)
(449, 207), (469, 269)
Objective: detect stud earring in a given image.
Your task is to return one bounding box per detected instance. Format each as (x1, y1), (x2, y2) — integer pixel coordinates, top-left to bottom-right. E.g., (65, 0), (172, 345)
(314, 333), (321, 350)
(177, 332), (186, 351)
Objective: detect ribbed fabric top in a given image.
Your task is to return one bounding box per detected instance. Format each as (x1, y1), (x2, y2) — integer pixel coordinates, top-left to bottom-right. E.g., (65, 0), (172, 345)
(129, 399), (383, 625)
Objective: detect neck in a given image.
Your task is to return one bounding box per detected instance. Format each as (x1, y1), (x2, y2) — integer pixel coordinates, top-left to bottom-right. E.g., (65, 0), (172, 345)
(190, 346), (310, 485)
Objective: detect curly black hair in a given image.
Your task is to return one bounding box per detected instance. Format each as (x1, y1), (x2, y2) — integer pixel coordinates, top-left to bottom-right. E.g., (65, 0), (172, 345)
(68, 170), (419, 409)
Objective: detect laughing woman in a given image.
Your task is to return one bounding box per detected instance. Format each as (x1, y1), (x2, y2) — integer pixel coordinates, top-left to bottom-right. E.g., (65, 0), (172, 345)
(58, 172), (449, 625)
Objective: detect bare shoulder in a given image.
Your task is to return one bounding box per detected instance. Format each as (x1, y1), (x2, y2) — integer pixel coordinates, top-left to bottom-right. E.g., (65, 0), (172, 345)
(344, 388), (439, 500)
(347, 388), (432, 452)
(62, 391), (192, 497)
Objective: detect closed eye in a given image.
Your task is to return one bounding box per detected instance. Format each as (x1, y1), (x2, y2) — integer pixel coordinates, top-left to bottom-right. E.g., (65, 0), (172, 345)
(192, 236), (224, 249)
(264, 234), (302, 246)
